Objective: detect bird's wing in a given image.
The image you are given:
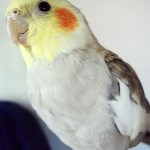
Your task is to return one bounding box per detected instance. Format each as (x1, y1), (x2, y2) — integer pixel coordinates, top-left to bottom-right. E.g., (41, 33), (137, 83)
(104, 50), (150, 111)
(102, 50), (150, 145)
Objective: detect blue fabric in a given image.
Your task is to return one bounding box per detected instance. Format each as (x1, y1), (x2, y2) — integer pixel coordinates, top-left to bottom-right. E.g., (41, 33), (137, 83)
(0, 102), (51, 150)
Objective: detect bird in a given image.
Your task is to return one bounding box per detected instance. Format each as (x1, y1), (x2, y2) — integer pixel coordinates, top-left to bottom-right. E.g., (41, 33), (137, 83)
(6, 0), (150, 149)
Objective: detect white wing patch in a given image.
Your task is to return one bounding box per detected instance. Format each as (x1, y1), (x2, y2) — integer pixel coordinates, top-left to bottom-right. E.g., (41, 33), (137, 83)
(111, 80), (148, 140)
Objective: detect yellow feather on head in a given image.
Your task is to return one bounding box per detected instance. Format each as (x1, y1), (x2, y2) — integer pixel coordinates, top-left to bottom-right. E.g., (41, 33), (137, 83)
(6, 0), (92, 68)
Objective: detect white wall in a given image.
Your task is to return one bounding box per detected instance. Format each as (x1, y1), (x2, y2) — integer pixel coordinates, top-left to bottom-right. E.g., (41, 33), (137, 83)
(0, 0), (29, 105)
(0, 0), (150, 149)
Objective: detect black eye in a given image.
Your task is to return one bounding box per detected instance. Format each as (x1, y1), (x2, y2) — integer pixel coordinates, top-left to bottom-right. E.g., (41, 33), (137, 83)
(38, 1), (51, 12)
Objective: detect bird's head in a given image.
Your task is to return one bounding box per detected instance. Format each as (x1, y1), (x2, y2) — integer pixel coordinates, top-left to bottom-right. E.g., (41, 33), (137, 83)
(6, 0), (95, 68)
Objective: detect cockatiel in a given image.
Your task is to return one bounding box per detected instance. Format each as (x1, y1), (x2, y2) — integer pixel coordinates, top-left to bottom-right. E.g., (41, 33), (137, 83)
(6, 0), (150, 149)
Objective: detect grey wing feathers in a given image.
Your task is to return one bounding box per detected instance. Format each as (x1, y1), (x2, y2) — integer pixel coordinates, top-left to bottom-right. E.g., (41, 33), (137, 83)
(104, 50), (150, 113)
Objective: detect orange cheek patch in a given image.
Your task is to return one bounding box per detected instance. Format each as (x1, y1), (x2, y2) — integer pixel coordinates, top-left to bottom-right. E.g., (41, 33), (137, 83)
(55, 8), (78, 30)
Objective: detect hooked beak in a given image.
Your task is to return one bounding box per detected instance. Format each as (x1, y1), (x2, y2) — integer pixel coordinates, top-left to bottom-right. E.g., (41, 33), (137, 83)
(7, 10), (29, 46)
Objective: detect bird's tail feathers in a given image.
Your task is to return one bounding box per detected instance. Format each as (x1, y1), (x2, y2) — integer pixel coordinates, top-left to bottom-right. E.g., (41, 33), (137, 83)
(142, 112), (150, 145)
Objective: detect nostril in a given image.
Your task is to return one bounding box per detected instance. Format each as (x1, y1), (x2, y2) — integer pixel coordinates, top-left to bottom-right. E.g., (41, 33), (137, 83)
(12, 9), (20, 16)
(11, 9), (20, 18)
(13, 10), (18, 14)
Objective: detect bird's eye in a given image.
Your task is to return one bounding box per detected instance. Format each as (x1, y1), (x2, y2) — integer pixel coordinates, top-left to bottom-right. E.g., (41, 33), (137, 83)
(38, 1), (51, 12)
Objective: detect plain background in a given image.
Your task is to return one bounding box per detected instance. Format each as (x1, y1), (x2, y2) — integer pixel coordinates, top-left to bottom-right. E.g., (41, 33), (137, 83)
(0, 0), (150, 149)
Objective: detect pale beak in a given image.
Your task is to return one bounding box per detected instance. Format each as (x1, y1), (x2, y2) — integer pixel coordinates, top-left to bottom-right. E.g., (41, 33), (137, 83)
(7, 10), (29, 46)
